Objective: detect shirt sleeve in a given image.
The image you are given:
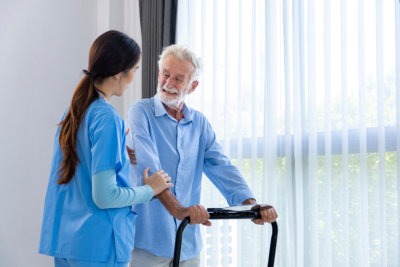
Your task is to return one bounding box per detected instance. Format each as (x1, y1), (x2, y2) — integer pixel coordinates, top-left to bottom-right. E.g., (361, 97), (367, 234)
(126, 104), (163, 185)
(89, 109), (124, 174)
(202, 118), (255, 206)
(92, 169), (154, 209)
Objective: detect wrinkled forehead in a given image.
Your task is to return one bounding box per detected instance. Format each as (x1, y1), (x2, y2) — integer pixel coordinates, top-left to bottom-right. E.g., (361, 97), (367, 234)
(161, 55), (195, 78)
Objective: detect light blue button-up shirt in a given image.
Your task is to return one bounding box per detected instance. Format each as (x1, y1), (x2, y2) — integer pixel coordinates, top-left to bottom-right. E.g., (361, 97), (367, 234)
(39, 98), (136, 263)
(126, 96), (254, 261)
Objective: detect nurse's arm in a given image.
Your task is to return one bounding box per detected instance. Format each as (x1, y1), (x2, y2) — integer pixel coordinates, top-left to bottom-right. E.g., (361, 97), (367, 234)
(92, 169), (154, 209)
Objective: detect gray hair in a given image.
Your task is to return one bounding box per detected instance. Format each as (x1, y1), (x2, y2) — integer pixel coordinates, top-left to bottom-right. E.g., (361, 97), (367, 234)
(158, 44), (201, 82)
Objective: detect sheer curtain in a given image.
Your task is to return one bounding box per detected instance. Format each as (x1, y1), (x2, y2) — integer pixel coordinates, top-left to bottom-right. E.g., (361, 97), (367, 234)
(177, 0), (399, 266)
(96, 0), (143, 117)
(122, 0), (143, 116)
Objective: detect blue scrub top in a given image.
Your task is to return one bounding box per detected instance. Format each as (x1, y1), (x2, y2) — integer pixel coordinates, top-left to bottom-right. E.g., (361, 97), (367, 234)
(39, 98), (135, 263)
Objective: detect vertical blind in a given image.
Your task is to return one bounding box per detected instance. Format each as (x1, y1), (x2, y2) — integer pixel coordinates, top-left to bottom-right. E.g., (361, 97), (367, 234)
(177, 0), (400, 266)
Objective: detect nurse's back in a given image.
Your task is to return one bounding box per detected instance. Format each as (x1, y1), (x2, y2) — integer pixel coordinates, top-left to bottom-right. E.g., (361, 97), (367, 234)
(39, 99), (131, 261)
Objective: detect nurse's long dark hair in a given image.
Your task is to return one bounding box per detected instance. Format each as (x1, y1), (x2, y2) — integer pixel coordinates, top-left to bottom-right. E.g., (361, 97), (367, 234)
(57, 30), (141, 184)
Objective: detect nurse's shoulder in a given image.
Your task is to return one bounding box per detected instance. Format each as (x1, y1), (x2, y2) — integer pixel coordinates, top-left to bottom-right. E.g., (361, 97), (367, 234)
(86, 99), (124, 133)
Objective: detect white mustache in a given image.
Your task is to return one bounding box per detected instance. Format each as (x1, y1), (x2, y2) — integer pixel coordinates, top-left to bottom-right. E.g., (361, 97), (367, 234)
(162, 86), (179, 95)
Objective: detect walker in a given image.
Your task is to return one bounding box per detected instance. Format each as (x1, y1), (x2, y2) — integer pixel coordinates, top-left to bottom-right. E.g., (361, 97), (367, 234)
(172, 205), (278, 267)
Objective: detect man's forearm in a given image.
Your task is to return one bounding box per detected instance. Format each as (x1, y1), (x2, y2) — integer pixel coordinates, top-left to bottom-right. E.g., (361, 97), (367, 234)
(157, 189), (212, 225)
(156, 189), (186, 219)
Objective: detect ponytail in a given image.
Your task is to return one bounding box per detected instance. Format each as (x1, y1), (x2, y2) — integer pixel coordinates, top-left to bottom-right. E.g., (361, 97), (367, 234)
(57, 75), (98, 184)
(56, 30), (141, 184)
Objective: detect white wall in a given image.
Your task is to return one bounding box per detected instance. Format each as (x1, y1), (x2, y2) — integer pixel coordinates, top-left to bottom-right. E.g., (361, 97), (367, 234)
(0, 0), (141, 266)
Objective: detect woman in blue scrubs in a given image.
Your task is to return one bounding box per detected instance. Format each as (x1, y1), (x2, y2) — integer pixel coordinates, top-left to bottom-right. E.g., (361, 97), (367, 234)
(39, 30), (173, 267)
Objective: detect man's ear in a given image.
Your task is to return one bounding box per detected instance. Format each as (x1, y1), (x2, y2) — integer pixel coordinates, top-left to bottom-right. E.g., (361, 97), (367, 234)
(188, 81), (199, 94)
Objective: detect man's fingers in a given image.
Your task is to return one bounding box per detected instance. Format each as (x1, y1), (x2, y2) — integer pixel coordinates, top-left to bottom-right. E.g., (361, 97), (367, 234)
(126, 146), (134, 154)
(202, 207), (210, 221)
(263, 206), (277, 222)
(142, 167), (149, 179)
(261, 210), (268, 222)
(126, 146), (137, 165)
(257, 206), (278, 223)
(125, 128), (130, 135)
(193, 206), (200, 225)
(185, 205), (210, 225)
(202, 220), (212, 226)
(189, 212), (197, 225)
(268, 208), (278, 222)
(251, 218), (265, 225)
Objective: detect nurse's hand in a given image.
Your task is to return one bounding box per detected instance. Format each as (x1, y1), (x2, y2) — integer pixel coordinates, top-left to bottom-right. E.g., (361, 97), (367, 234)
(143, 168), (173, 196)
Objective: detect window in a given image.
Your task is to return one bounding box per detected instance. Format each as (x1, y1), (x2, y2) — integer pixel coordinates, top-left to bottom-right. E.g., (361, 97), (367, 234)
(177, 0), (400, 266)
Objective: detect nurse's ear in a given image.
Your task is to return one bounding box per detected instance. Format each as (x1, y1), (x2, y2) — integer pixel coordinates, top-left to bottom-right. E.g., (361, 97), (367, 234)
(113, 72), (123, 80)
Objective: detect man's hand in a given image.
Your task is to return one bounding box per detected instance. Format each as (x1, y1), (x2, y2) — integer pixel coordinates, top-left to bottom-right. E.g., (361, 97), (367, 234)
(242, 198), (278, 225)
(156, 190), (211, 226)
(126, 146), (137, 165)
(178, 205), (211, 226)
(252, 205), (278, 225)
(125, 128), (137, 165)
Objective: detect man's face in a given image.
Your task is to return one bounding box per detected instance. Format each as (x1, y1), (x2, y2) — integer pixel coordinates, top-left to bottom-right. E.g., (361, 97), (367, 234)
(157, 55), (195, 107)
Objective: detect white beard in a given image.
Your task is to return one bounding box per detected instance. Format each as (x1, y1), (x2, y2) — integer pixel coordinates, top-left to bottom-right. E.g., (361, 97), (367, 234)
(157, 84), (189, 108)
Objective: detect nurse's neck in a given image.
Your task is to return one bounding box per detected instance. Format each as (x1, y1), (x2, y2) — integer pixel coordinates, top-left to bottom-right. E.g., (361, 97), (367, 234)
(94, 77), (116, 101)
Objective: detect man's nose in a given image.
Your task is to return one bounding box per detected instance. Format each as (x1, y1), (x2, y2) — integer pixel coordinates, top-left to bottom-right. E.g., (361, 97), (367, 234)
(165, 77), (175, 88)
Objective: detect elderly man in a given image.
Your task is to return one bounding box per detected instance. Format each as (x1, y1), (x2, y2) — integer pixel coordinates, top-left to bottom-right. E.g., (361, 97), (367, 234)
(126, 44), (278, 267)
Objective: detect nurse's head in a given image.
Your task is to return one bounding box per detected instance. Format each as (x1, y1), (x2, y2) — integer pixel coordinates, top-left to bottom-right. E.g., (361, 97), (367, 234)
(57, 30), (141, 185)
(85, 30), (141, 98)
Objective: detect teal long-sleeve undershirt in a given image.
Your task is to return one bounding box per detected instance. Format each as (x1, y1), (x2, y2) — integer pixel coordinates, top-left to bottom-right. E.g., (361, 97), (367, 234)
(92, 169), (154, 209)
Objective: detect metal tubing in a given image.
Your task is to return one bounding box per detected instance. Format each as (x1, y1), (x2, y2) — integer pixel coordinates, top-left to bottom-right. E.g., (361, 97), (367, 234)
(172, 210), (278, 267)
(268, 222), (278, 267)
(172, 217), (190, 267)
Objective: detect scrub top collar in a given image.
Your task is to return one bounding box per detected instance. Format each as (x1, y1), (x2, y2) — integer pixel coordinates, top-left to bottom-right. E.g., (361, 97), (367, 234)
(97, 90), (108, 103)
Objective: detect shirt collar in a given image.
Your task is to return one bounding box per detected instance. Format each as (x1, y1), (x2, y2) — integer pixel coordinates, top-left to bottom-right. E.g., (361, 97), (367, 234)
(153, 95), (192, 123)
(154, 95), (168, 117)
